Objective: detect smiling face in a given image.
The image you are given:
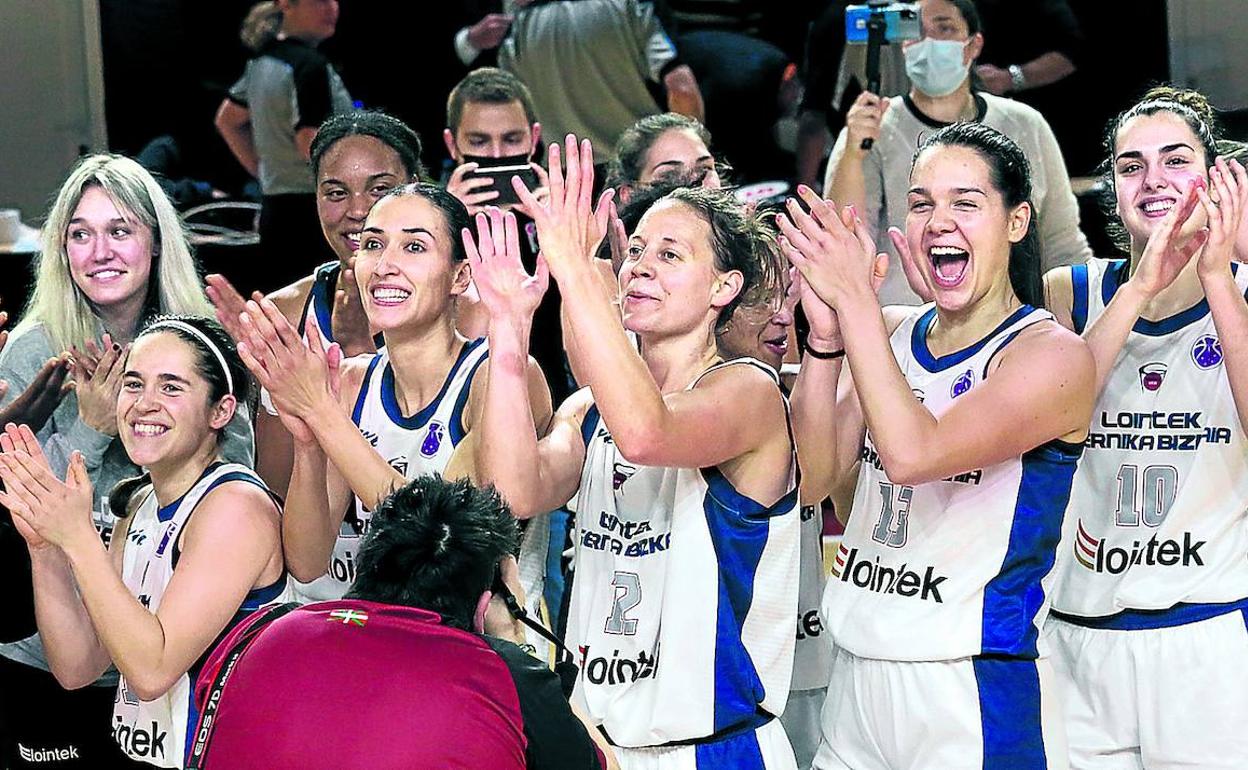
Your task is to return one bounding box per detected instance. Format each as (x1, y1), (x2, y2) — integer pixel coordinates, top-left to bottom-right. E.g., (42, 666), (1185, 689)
(1113, 111), (1211, 250)
(118, 332), (233, 471)
(353, 194), (469, 332)
(717, 269), (795, 369)
(445, 100), (538, 162)
(317, 134), (408, 262)
(66, 186), (155, 320)
(904, 145), (1028, 312)
(619, 199), (740, 338)
(637, 128), (721, 189)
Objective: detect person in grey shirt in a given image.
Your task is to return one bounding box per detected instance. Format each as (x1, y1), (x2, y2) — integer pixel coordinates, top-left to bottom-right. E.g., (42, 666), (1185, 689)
(0, 155), (253, 769)
(824, 0), (1093, 306)
(214, 0), (355, 292)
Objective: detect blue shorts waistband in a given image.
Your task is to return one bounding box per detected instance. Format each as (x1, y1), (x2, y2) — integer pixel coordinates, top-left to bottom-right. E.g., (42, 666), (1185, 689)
(1050, 597), (1248, 631)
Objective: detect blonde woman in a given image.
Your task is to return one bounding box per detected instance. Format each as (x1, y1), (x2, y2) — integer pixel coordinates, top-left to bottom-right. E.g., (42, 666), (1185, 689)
(0, 154), (252, 769)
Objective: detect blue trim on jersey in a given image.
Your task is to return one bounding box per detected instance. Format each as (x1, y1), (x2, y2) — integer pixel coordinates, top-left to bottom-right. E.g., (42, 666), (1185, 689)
(156, 462), (226, 523)
(297, 261), (339, 343)
(183, 680), (199, 767)
(974, 656), (1046, 769)
(379, 338), (486, 429)
(1100, 260), (1245, 336)
(980, 439), (1080, 657)
(581, 405), (601, 448)
(980, 320), (1047, 380)
(694, 725), (766, 769)
(449, 341), (489, 444)
(170, 470), (276, 568)
(701, 467), (798, 733)
(911, 305), (1035, 372)
(1050, 596), (1248, 631)
(1070, 262), (1089, 334)
(312, 261), (338, 344)
(351, 354), (384, 426)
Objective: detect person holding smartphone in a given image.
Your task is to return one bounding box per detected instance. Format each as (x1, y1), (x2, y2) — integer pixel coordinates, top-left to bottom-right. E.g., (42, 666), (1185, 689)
(443, 67), (548, 218)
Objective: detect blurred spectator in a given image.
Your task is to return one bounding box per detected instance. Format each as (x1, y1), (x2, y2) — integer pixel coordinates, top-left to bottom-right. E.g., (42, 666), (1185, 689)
(661, 0), (794, 182)
(797, 1), (908, 191)
(823, 0), (1092, 305)
(973, 0), (1083, 98)
(135, 135), (235, 209)
(191, 475), (614, 769)
(498, 0), (704, 166)
(324, 2), (486, 172)
(214, 0), (353, 292)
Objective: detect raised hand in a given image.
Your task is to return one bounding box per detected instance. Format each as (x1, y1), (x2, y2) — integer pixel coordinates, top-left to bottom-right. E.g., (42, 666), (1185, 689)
(887, 226), (934, 302)
(462, 207), (549, 323)
(0, 424), (94, 552)
(0, 354), (71, 435)
(332, 257), (377, 357)
(1197, 157), (1248, 279)
(205, 273), (261, 346)
(512, 135), (615, 282)
(235, 297), (339, 424)
(1132, 178), (1207, 298)
(775, 186), (888, 310)
(71, 334), (127, 436)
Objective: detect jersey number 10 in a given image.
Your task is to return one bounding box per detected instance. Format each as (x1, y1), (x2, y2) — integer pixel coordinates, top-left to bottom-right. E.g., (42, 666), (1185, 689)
(1114, 463), (1178, 528)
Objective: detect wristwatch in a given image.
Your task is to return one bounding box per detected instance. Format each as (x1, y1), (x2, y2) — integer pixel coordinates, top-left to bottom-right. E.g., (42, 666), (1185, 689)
(1008, 64), (1027, 92)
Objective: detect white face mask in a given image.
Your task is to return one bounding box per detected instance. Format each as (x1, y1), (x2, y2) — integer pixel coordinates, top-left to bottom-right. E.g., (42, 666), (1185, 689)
(904, 39), (970, 98)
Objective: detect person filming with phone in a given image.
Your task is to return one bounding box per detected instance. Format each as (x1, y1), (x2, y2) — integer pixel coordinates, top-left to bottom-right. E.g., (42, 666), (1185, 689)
(442, 68), (574, 408)
(443, 68), (549, 218)
(824, 0), (1092, 305)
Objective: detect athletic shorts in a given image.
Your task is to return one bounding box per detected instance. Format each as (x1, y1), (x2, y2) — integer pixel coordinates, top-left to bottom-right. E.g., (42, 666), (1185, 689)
(781, 687), (825, 770)
(814, 645), (1067, 770)
(615, 718), (797, 770)
(1046, 604), (1248, 769)
(0, 655), (142, 768)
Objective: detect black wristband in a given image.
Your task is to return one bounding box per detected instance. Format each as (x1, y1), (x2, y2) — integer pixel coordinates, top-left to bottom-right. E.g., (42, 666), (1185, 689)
(805, 342), (846, 360)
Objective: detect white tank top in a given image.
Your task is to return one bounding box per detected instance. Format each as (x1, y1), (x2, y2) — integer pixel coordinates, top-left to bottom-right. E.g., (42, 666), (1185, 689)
(824, 305), (1081, 661)
(568, 358), (800, 747)
(114, 463), (288, 767)
(291, 339), (490, 602)
(1050, 260), (1248, 623)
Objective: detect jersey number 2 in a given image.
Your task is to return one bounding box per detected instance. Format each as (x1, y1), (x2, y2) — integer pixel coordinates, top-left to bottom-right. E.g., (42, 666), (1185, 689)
(872, 482), (913, 548)
(604, 571), (641, 635)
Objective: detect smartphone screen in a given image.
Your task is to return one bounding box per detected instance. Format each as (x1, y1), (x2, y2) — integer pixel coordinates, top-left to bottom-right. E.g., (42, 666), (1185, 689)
(462, 154), (541, 207)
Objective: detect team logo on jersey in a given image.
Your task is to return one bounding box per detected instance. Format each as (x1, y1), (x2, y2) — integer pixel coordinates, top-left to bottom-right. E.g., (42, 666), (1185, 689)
(420, 421), (445, 457)
(950, 369), (975, 398)
(612, 462), (636, 490)
(1191, 335), (1223, 370)
(1138, 362), (1168, 392)
(830, 544), (948, 603)
(1073, 519), (1206, 573)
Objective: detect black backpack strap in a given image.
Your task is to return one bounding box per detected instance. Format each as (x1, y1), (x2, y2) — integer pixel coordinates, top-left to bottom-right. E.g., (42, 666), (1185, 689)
(185, 602), (301, 768)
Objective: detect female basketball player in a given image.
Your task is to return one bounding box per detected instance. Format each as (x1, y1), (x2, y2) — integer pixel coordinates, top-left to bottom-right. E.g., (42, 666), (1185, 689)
(0, 316), (285, 768)
(1042, 87), (1248, 768)
(468, 135), (800, 767)
(785, 123), (1095, 769)
(206, 110), (425, 496)
(228, 182), (551, 603)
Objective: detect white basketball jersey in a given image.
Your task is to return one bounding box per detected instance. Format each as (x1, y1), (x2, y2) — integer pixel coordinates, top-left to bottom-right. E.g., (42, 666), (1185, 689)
(291, 339), (490, 602)
(824, 305), (1081, 662)
(115, 463), (289, 767)
(1050, 259), (1248, 618)
(568, 358), (800, 747)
